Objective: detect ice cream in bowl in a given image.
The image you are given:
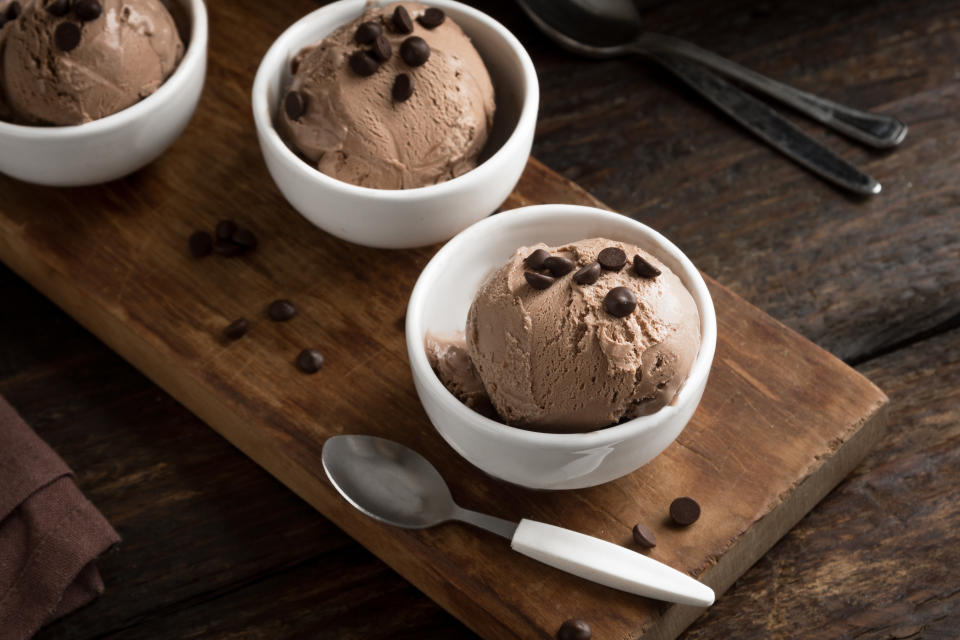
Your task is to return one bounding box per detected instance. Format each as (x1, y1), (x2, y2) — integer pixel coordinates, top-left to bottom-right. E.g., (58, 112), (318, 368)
(252, 0), (538, 249)
(0, 0), (208, 185)
(406, 205), (717, 490)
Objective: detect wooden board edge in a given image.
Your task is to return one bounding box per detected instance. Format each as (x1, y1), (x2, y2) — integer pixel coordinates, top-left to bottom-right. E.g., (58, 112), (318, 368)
(642, 400), (890, 640)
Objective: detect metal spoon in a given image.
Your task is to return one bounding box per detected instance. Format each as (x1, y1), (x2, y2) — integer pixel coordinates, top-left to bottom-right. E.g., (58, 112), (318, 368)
(322, 434), (715, 607)
(517, 0), (908, 194)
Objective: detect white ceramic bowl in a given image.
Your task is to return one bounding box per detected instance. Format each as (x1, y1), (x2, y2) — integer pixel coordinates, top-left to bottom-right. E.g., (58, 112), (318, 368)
(406, 205), (717, 490)
(0, 0), (207, 187)
(252, 0), (538, 249)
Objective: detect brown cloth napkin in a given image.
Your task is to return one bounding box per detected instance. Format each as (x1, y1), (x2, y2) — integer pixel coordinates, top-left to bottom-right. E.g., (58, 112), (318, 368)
(0, 397), (120, 640)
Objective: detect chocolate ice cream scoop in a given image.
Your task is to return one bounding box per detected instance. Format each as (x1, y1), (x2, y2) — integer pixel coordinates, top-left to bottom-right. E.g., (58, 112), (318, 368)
(277, 2), (495, 189)
(1, 0), (184, 125)
(465, 238), (701, 433)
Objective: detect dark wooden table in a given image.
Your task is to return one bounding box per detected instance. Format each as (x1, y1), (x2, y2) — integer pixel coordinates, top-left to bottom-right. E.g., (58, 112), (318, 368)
(2, 0), (958, 638)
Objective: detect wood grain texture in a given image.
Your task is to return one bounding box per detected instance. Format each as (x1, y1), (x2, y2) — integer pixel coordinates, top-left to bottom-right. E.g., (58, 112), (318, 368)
(0, 0), (955, 637)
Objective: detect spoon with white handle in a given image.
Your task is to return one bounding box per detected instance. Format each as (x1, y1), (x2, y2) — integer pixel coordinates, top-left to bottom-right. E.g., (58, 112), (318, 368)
(322, 435), (714, 607)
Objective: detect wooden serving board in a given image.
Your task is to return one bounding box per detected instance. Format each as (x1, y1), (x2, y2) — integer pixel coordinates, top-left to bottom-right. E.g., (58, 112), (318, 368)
(0, 2), (887, 638)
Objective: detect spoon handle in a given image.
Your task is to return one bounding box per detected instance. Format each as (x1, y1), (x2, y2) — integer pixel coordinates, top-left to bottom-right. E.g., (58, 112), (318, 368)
(510, 519), (715, 606)
(635, 33), (907, 148)
(649, 52), (881, 195)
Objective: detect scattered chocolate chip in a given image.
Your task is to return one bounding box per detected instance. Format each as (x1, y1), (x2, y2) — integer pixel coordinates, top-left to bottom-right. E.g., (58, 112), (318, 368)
(232, 227), (258, 250)
(74, 0), (100, 21)
(268, 299), (297, 321)
(188, 231), (212, 258)
(557, 618), (591, 640)
(45, 0), (70, 16)
(417, 7), (445, 29)
(54, 22), (81, 51)
(354, 20), (381, 44)
(543, 256), (574, 277)
(524, 248), (549, 270)
(215, 219), (237, 241)
(349, 50), (379, 76)
(284, 90), (306, 120)
(296, 348), (324, 373)
(524, 271), (555, 290)
(572, 261), (601, 285)
(632, 522), (657, 548)
(633, 254), (661, 278)
(604, 286), (636, 317)
(598, 246), (627, 271)
(223, 318), (248, 341)
(669, 497), (701, 526)
(391, 5), (413, 33)
(6, 1), (21, 19)
(213, 238), (244, 257)
(392, 73), (413, 102)
(400, 36), (430, 66)
(371, 34), (392, 62)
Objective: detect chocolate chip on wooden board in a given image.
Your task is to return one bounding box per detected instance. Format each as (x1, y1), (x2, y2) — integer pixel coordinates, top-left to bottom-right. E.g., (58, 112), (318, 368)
(669, 496), (701, 526)
(212, 238), (244, 257)
(632, 522), (657, 548)
(268, 299), (297, 321)
(556, 618), (591, 640)
(232, 227), (258, 250)
(223, 318), (248, 341)
(296, 348), (324, 373)
(215, 219), (237, 241)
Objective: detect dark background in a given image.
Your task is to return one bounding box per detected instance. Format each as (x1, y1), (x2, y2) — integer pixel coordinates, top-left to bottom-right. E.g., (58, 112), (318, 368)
(1, 0), (957, 638)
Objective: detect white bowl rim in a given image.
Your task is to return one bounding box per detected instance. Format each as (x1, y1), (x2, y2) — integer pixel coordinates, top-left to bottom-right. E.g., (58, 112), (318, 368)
(251, 0), (539, 199)
(406, 204), (718, 448)
(0, 0), (208, 139)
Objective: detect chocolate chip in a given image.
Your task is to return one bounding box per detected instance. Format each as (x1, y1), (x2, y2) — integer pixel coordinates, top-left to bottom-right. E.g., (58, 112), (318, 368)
(417, 7), (445, 28)
(604, 286), (636, 317)
(6, 1), (21, 19)
(232, 227), (257, 250)
(598, 246), (627, 271)
(557, 618), (591, 640)
(391, 5), (413, 33)
(524, 248), (549, 270)
(188, 231), (212, 258)
(215, 219), (237, 241)
(74, 0), (100, 21)
(572, 261), (601, 285)
(296, 348), (324, 373)
(213, 238), (244, 257)
(354, 20), (381, 44)
(284, 90), (306, 120)
(54, 22), (81, 51)
(524, 271), (555, 290)
(371, 34), (392, 62)
(45, 0), (70, 16)
(268, 299), (297, 321)
(543, 256), (574, 277)
(349, 50), (379, 76)
(400, 36), (430, 66)
(392, 73), (413, 102)
(632, 522), (657, 548)
(223, 318), (248, 341)
(633, 254), (661, 278)
(669, 497), (701, 526)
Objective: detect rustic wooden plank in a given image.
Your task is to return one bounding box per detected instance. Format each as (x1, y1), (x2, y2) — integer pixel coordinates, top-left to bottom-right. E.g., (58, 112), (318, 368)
(684, 326), (960, 639)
